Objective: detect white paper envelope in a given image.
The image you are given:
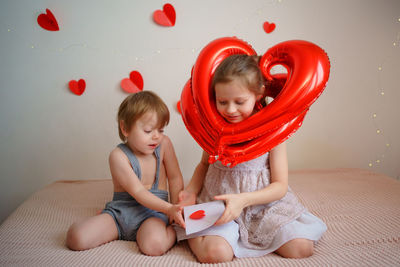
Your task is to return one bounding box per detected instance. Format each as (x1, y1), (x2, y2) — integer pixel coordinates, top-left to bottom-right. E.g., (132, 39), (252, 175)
(184, 200), (225, 235)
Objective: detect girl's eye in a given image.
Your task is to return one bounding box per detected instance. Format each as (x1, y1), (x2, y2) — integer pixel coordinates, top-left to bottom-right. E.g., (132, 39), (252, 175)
(158, 129), (164, 134)
(144, 130), (152, 134)
(218, 101), (227, 105)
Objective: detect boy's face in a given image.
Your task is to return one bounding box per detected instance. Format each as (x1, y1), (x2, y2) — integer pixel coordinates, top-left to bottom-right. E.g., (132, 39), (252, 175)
(125, 111), (165, 156)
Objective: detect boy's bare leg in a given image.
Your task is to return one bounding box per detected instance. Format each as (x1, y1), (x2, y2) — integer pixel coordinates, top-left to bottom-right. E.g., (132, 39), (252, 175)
(66, 213), (118, 251)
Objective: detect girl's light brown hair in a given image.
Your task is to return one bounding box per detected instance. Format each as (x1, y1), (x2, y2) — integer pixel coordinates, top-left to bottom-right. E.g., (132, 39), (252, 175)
(211, 54), (266, 105)
(117, 91), (170, 141)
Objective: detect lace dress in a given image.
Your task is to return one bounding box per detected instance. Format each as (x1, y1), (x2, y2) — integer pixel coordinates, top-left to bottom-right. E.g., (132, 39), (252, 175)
(176, 152), (327, 257)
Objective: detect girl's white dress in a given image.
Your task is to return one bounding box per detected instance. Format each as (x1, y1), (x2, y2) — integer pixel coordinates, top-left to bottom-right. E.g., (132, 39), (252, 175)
(176, 152), (327, 258)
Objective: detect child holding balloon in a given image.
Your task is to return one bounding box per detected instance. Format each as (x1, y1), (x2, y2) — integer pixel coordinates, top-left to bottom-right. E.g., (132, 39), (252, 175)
(66, 91), (185, 256)
(177, 55), (327, 263)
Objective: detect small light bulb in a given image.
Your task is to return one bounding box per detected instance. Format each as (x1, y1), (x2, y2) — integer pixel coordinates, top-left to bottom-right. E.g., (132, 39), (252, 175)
(381, 91), (385, 96)
(368, 163), (373, 167)
(372, 113), (377, 118)
(376, 160), (380, 163)
(376, 129), (381, 134)
(378, 66), (382, 71)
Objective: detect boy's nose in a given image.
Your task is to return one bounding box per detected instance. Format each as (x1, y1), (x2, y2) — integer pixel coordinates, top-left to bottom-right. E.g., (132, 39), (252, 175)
(152, 131), (160, 139)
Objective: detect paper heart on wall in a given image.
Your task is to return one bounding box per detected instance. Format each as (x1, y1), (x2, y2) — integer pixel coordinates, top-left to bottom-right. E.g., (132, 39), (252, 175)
(37, 9), (59, 31)
(69, 79), (86, 95)
(263, 21), (276, 34)
(121, 71), (143, 93)
(180, 37), (330, 167)
(153, 3), (176, 26)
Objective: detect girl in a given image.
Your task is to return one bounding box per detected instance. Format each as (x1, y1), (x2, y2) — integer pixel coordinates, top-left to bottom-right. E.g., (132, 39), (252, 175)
(67, 91), (185, 256)
(177, 55), (327, 263)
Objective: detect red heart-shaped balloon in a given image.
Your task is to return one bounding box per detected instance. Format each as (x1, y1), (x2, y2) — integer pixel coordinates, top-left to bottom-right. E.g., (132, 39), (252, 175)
(121, 71), (143, 93)
(190, 210), (205, 220)
(37, 9), (59, 31)
(69, 79), (86, 95)
(263, 21), (276, 34)
(180, 37), (330, 167)
(153, 3), (176, 26)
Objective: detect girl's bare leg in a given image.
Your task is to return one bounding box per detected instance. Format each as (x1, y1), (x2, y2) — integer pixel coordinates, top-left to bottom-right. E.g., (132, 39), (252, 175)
(136, 217), (176, 256)
(66, 213), (118, 251)
(275, 238), (314, 258)
(188, 235), (234, 263)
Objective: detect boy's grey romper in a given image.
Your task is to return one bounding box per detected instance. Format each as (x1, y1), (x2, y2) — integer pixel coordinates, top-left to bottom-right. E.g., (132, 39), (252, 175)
(102, 143), (169, 241)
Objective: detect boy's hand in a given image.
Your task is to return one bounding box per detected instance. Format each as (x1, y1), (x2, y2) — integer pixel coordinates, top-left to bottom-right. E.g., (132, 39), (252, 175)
(213, 193), (246, 226)
(178, 190), (196, 207)
(167, 204), (186, 228)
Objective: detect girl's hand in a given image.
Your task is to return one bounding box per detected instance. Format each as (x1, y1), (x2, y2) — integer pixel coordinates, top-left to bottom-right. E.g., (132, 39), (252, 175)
(214, 193), (246, 226)
(178, 190), (196, 207)
(167, 204), (186, 228)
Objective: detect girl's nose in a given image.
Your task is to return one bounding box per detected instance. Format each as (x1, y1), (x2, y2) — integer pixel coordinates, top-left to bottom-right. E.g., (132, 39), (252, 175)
(226, 103), (236, 114)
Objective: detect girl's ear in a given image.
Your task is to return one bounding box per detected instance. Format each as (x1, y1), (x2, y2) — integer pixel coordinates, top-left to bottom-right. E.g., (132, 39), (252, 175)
(119, 120), (129, 138)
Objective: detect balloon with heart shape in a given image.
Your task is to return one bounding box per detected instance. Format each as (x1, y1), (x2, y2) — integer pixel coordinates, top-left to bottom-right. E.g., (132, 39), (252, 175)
(180, 37), (330, 167)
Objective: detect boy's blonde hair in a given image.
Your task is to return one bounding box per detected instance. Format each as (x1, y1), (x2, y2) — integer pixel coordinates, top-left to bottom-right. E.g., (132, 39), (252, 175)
(117, 91), (170, 141)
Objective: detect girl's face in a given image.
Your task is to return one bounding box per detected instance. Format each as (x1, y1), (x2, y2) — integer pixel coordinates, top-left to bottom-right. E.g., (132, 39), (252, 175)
(215, 79), (261, 123)
(123, 111), (165, 156)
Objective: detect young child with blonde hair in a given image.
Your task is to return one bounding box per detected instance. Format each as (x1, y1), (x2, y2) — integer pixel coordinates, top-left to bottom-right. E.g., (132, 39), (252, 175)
(67, 91), (185, 256)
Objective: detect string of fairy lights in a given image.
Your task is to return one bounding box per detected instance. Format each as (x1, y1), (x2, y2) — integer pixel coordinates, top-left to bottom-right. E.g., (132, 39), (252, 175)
(368, 17), (399, 174)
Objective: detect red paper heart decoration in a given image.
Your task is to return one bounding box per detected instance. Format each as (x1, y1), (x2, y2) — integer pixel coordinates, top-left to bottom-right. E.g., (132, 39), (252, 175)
(37, 9), (59, 31)
(153, 3), (176, 26)
(180, 37), (330, 167)
(69, 79), (86, 95)
(263, 21), (276, 34)
(190, 210), (205, 220)
(121, 71), (143, 93)
(176, 101), (182, 114)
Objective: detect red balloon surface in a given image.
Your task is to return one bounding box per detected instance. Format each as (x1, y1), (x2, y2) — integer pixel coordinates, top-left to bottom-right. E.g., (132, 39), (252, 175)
(180, 37), (330, 167)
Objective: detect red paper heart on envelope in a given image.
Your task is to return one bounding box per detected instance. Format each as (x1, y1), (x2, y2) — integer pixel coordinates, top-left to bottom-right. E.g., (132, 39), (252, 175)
(37, 9), (59, 31)
(69, 79), (86, 95)
(121, 71), (143, 93)
(180, 37), (330, 167)
(190, 210), (205, 220)
(263, 21), (276, 34)
(153, 3), (176, 26)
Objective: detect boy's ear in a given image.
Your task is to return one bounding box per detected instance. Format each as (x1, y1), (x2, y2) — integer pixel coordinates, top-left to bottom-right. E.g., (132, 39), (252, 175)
(119, 120), (129, 138)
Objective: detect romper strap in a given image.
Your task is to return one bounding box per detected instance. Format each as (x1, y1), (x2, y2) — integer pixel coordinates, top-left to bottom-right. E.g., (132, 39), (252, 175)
(152, 146), (161, 190)
(117, 143), (161, 190)
(117, 143), (142, 180)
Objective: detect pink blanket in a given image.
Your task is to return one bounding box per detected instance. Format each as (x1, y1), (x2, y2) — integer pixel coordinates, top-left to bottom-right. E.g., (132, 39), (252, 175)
(1, 168), (399, 266)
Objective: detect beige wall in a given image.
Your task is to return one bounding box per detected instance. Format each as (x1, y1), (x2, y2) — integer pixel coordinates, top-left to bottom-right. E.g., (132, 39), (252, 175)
(1, 0), (399, 223)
